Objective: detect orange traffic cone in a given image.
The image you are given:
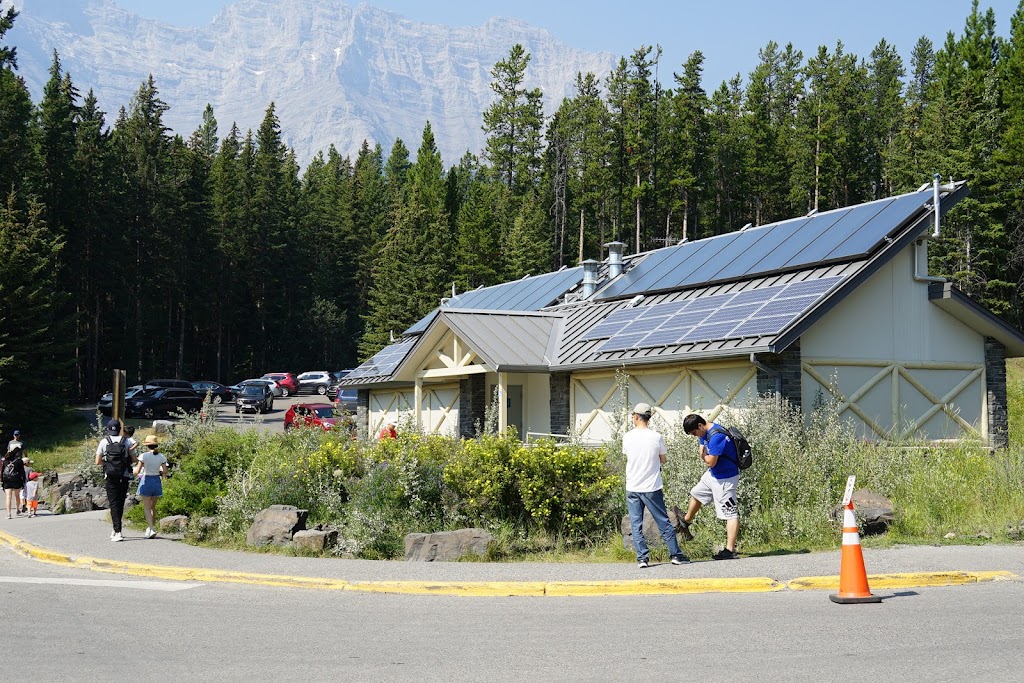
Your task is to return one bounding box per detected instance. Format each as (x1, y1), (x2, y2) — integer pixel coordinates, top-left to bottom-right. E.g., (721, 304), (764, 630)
(829, 499), (882, 604)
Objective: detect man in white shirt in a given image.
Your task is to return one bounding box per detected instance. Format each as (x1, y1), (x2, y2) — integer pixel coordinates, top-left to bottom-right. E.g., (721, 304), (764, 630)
(622, 403), (688, 568)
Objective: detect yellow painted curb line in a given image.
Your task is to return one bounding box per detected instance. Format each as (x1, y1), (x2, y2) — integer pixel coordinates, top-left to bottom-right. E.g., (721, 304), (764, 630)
(788, 571), (1017, 591)
(544, 577), (782, 596)
(0, 529), (1015, 597)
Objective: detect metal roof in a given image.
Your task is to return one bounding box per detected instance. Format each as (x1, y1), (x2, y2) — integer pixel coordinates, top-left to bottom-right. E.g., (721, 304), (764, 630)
(339, 337), (417, 386)
(403, 267), (584, 335)
(439, 310), (561, 372)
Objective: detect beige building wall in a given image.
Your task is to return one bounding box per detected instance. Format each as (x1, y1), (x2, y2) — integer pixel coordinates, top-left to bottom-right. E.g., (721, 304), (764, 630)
(368, 389), (415, 434)
(571, 361), (757, 443)
(801, 248), (985, 440)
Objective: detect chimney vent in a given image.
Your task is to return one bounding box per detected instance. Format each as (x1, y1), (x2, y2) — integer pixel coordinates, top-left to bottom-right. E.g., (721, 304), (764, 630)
(604, 241), (626, 278)
(580, 259), (600, 299)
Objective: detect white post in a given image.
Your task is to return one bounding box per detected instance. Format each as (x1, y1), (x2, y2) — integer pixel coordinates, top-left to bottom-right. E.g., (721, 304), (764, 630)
(414, 378), (423, 432)
(497, 372), (508, 434)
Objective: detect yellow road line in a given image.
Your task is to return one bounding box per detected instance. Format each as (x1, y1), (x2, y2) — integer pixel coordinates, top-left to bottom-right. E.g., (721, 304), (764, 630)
(788, 571), (1017, 591)
(0, 529), (1016, 596)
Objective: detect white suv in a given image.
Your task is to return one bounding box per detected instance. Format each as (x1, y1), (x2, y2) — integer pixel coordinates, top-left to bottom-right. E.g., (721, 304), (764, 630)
(296, 371), (333, 395)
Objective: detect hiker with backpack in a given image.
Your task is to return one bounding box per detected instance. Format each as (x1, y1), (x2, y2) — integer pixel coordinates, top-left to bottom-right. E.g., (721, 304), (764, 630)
(94, 419), (139, 542)
(2, 445), (27, 519)
(678, 413), (744, 560)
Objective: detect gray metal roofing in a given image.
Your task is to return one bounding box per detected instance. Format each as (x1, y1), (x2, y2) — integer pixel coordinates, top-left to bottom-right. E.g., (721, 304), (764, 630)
(403, 267), (584, 335)
(596, 189), (934, 301)
(439, 310), (560, 371)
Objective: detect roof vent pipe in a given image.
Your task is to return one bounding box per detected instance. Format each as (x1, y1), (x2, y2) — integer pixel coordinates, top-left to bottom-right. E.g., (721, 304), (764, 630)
(604, 241), (626, 278)
(932, 173), (941, 238)
(580, 259), (600, 299)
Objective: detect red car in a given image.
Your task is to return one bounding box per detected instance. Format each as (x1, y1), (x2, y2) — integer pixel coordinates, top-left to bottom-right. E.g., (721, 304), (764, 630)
(284, 403), (338, 431)
(262, 372), (299, 397)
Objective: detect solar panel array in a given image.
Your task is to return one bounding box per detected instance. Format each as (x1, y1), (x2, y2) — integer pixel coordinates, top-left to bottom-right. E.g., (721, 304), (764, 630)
(344, 338), (418, 380)
(597, 191), (931, 301)
(404, 267), (584, 335)
(586, 276), (844, 352)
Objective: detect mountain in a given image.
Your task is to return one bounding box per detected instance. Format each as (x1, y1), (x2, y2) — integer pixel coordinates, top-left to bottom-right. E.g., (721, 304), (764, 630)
(3, 0), (617, 165)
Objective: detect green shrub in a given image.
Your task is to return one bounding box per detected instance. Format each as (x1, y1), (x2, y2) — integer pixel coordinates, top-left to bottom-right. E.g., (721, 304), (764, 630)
(443, 433), (523, 524)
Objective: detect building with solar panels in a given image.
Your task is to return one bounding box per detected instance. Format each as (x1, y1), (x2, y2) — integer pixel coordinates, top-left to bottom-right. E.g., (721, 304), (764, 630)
(337, 180), (1024, 448)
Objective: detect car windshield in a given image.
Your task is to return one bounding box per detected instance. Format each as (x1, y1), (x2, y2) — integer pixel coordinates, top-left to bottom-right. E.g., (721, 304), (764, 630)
(241, 386), (263, 396)
(313, 407), (334, 418)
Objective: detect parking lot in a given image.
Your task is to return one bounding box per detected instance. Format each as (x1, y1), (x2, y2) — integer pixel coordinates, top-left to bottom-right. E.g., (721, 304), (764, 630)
(86, 393), (348, 435)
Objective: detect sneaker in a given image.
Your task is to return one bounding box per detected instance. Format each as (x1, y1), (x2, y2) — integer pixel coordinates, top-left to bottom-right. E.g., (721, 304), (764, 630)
(145, 528), (156, 539)
(712, 548), (739, 560)
(671, 555), (690, 565)
(637, 560), (650, 569)
(110, 530), (116, 540)
(111, 532), (123, 542)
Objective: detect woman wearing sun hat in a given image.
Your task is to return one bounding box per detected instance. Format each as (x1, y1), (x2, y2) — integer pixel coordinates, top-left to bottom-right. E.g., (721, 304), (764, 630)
(134, 434), (168, 539)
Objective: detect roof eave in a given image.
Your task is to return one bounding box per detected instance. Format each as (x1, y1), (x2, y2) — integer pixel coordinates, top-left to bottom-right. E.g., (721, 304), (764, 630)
(928, 283), (1024, 357)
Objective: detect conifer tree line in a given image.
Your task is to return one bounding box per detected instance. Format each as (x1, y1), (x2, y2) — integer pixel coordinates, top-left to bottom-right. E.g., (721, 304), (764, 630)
(2, 1), (1024, 430)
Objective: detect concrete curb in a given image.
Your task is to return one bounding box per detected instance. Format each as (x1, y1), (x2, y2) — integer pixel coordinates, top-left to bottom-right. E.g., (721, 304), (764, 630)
(0, 529), (1015, 597)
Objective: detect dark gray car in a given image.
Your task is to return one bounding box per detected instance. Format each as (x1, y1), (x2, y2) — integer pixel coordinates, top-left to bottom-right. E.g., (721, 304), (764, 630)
(235, 384), (274, 414)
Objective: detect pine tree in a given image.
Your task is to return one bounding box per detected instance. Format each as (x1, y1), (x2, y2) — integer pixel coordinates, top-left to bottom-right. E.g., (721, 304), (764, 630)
(0, 7), (33, 199)
(482, 44), (544, 195)
(0, 195), (72, 432)
(666, 51), (711, 241)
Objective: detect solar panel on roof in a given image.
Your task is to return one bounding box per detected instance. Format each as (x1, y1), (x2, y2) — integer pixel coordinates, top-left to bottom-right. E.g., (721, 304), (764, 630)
(346, 338), (416, 379)
(717, 302), (766, 321)
(731, 316), (793, 337)
(640, 328), (692, 347)
(779, 277), (843, 298)
(598, 332), (649, 352)
(597, 189), (931, 301)
(680, 321), (739, 343)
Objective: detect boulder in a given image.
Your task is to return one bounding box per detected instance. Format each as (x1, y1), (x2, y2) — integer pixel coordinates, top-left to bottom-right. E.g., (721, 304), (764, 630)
(159, 515), (189, 534)
(245, 505), (308, 547)
(152, 420), (174, 434)
(620, 506), (684, 551)
(293, 528), (338, 552)
(404, 528), (493, 561)
(39, 470), (58, 487)
(831, 489), (896, 535)
(62, 491), (93, 513)
(83, 486), (108, 510)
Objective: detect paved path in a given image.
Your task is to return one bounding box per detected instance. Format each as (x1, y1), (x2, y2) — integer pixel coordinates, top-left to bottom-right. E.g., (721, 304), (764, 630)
(0, 510), (1019, 596)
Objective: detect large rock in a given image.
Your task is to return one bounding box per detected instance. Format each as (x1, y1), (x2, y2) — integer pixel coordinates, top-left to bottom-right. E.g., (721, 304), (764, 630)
(621, 506), (684, 551)
(61, 491), (93, 513)
(83, 486), (108, 510)
(245, 505), (308, 547)
(152, 420), (174, 434)
(39, 470), (58, 487)
(404, 528), (493, 561)
(831, 488), (896, 535)
(293, 528), (338, 552)
(159, 515), (189, 534)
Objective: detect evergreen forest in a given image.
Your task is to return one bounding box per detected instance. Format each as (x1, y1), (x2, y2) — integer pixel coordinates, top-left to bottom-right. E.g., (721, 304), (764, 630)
(2, 1), (1024, 433)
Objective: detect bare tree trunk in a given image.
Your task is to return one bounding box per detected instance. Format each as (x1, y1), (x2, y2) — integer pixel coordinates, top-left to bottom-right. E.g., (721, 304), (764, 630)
(177, 305), (185, 379)
(635, 170), (641, 253)
(578, 207), (585, 264)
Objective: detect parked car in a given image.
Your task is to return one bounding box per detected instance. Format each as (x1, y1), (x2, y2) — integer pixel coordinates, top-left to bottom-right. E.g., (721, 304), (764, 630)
(141, 378), (194, 391)
(328, 384), (359, 412)
(235, 384), (274, 414)
(284, 403), (339, 431)
(235, 378), (282, 397)
(261, 372), (299, 397)
(96, 385), (144, 416)
(296, 371), (333, 395)
(191, 380), (234, 404)
(126, 387), (203, 419)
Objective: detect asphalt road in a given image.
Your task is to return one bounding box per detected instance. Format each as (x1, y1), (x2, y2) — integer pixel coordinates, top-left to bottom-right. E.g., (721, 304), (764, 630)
(1, 545), (1020, 681)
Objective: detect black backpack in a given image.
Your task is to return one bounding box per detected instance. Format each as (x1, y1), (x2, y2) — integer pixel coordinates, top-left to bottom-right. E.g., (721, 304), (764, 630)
(2, 454), (21, 485)
(708, 425), (753, 471)
(102, 436), (131, 479)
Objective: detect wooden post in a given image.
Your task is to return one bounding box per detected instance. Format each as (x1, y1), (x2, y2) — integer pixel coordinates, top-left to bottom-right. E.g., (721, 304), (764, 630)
(112, 369), (126, 422)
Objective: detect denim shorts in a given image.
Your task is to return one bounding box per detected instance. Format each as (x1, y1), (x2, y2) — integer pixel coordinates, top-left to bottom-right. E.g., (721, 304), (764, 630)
(138, 476), (163, 497)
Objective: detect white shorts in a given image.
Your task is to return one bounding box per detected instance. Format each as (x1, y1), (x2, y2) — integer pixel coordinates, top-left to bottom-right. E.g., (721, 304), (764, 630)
(690, 470), (739, 520)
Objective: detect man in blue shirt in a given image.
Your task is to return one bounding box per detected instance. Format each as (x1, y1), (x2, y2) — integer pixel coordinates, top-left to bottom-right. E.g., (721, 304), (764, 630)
(678, 413), (740, 560)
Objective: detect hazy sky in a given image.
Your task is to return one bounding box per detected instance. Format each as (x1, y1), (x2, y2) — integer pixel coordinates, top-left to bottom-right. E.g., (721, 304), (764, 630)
(114, 0), (1020, 88)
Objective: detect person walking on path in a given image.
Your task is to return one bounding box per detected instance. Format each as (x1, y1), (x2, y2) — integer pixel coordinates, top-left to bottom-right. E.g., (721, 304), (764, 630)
(2, 446), (26, 519)
(679, 413), (741, 560)
(23, 472), (40, 517)
(7, 429), (22, 454)
(622, 403), (688, 568)
(94, 419), (138, 542)
(20, 455), (32, 514)
(134, 434), (168, 539)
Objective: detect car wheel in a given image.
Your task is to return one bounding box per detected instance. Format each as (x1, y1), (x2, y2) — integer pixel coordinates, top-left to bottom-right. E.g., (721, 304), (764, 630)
(281, 388), (289, 397)
(143, 407), (156, 419)
(316, 384), (327, 395)
(284, 423), (292, 431)
(213, 395), (222, 404)
(235, 407), (240, 414)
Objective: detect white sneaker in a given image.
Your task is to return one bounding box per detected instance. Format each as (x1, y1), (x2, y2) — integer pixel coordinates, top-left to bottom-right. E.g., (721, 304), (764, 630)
(111, 532), (123, 542)
(145, 528), (156, 539)
(110, 530), (116, 540)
